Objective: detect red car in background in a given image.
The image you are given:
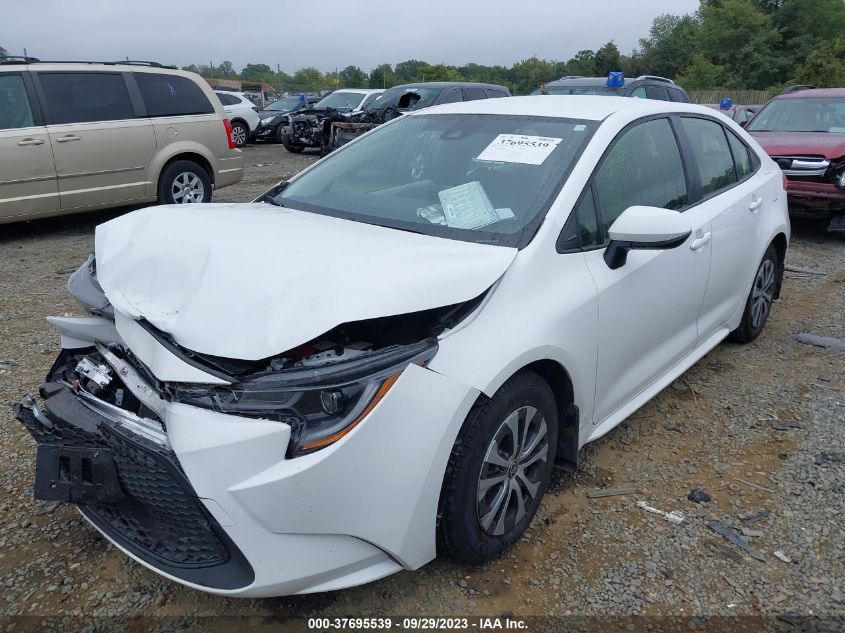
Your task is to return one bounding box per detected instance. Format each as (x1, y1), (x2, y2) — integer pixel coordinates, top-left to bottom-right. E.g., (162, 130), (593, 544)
(747, 88), (845, 231)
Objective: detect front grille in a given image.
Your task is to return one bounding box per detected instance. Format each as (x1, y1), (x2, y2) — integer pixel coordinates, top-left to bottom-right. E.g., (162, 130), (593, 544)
(16, 385), (254, 589)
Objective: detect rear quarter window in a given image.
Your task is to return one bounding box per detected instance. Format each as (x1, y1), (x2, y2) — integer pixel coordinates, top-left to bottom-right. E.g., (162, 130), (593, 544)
(136, 73), (214, 117)
(485, 89), (509, 98)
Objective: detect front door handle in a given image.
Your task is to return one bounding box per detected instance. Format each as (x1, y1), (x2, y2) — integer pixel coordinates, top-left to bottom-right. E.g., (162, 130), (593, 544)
(690, 232), (711, 251)
(55, 134), (81, 143)
(17, 138), (45, 146)
(749, 197), (763, 212)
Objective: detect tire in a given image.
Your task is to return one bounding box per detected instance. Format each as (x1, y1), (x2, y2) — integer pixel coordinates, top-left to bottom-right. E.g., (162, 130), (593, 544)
(157, 160), (212, 205)
(438, 370), (558, 564)
(283, 139), (305, 153)
(729, 244), (778, 344)
(274, 125), (286, 144)
(230, 120), (249, 148)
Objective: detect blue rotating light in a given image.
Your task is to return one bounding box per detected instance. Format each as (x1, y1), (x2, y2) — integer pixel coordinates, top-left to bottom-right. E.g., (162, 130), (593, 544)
(607, 72), (625, 87)
(720, 97), (733, 109)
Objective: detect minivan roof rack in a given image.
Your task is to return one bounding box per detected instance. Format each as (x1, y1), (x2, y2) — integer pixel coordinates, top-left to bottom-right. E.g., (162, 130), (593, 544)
(0, 58), (176, 69)
(636, 75), (675, 85)
(0, 56), (42, 65)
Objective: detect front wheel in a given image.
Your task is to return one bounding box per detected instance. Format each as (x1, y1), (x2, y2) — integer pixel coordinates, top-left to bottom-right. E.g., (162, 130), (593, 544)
(729, 244), (778, 343)
(157, 160), (212, 205)
(438, 371), (558, 564)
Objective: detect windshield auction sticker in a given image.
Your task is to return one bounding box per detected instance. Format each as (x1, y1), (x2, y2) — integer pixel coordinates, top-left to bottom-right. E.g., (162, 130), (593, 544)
(476, 134), (563, 165)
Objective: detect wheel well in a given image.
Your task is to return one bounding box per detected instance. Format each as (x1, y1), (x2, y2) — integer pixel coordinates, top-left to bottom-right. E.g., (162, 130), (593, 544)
(522, 360), (579, 473)
(230, 117), (248, 129)
(159, 153), (214, 188)
(771, 232), (787, 299)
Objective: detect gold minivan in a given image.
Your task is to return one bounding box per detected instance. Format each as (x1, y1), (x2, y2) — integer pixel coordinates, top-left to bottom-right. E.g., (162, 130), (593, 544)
(0, 60), (243, 224)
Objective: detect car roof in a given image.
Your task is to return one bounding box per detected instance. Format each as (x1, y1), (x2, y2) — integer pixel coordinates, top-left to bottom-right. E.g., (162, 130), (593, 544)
(392, 81), (509, 90)
(331, 88), (384, 94)
(777, 88), (845, 99)
(410, 95), (717, 122)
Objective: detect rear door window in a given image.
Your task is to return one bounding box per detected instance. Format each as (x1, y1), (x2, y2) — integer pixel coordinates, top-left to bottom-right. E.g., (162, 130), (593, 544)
(463, 87), (488, 101)
(485, 88), (509, 98)
(679, 117), (738, 196)
(630, 87), (647, 99)
(645, 85), (670, 101)
(594, 118), (688, 235)
(0, 74), (35, 129)
(39, 72), (134, 124)
(135, 73), (214, 117)
(438, 88), (464, 104)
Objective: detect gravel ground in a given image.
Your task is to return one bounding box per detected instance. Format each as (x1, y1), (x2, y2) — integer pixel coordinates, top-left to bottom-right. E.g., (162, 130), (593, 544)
(0, 143), (843, 632)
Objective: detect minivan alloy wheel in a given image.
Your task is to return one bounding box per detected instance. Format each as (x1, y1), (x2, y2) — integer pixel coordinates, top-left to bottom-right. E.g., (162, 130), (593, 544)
(171, 172), (205, 204)
(477, 405), (549, 536)
(751, 259), (776, 329)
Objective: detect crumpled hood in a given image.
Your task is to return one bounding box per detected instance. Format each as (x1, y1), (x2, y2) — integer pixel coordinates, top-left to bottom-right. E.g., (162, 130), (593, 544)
(95, 204), (517, 360)
(750, 131), (845, 160)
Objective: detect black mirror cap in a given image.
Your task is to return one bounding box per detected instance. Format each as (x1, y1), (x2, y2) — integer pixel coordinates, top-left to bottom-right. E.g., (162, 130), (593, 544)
(603, 231), (692, 270)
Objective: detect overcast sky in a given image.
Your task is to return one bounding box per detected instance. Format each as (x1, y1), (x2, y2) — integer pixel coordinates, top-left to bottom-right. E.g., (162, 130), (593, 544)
(3, 0), (700, 73)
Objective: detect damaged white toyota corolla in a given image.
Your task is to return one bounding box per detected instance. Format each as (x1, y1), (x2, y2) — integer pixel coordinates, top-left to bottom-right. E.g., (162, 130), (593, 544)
(17, 96), (789, 597)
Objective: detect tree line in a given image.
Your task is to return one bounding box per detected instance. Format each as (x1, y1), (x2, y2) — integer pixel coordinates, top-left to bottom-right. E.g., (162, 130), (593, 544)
(3, 0), (843, 95)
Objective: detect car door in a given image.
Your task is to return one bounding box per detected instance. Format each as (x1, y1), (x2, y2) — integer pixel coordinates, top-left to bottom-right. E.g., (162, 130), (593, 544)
(578, 117), (713, 424)
(35, 71), (157, 210)
(676, 116), (767, 338)
(0, 71), (59, 220)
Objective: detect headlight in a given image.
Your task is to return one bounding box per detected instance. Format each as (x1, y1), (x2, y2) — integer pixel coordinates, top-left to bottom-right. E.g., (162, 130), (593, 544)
(68, 253), (114, 319)
(262, 115), (279, 126)
(172, 340), (437, 457)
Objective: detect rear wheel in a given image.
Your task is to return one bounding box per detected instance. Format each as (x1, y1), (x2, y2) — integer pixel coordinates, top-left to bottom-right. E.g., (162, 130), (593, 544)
(729, 244), (778, 343)
(230, 121), (249, 147)
(438, 371), (558, 564)
(157, 160), (212, 205)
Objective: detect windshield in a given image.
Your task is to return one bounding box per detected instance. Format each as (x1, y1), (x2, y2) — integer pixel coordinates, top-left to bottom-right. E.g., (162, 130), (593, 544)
(747, 97), (845, 133)
(532, 85), (618, 96)
(313, 92), (366, 112)
(366, 87), (441, 111)
(265, 97), (303, 112)
(273, 113), (596, 248)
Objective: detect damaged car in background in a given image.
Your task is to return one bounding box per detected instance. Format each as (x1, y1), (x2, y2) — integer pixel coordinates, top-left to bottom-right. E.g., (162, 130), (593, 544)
(16, 95), (788, 597)
(279, 88), (384, 153)
(283, 81), (511, 155)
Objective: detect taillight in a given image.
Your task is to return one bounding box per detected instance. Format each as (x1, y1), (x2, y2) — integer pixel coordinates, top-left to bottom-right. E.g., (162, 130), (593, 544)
(782, 174), (789, 190)
(223, 119), (236, 150)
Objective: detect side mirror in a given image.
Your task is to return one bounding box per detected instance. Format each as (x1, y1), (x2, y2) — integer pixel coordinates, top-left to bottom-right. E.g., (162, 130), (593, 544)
(604, 206), (692, 270)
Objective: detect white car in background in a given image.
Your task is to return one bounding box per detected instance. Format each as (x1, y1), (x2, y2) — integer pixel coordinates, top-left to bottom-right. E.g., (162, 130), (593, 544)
(17, 96), (789, 597)
(215, 90), (260, 147)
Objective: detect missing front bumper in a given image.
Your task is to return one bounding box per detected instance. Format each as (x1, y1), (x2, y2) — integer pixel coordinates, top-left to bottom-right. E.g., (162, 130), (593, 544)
(15, 384), (255, 591)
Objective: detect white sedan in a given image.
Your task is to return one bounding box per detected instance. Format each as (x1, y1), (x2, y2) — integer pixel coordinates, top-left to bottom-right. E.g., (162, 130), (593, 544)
(17, 96), (789, 597)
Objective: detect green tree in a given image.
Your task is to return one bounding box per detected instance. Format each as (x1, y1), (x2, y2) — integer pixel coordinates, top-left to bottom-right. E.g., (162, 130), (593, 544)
(697, 0), (782, 88)
(292, 67), (324, 92)
(181, 64), (200, 74)
(594, 41), (622, 76)
(510, 57), (557, 94)
(675, 55), (725, 89)
(565, 50), (597, 76)
(793, 38), (845, 87)
(775, 0), (845, 62)
(394, 60), (426, 82)
(216, 60), (237, 79)
(339, 65), (367, 87)
(638, 14), (700, 79)
(368, 64), (396, 89)
(241, 63), (273, 80)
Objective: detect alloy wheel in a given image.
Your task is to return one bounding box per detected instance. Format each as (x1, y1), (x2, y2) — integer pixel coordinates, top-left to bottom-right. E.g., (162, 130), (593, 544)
(476, 406), (549, 536)
(171, 172), (205, 204)
(751, 259), (776, 329)
(232, 124), (247, 147)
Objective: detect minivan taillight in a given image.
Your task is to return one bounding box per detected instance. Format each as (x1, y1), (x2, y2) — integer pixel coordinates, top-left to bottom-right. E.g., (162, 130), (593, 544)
(223, 119), (236, 150)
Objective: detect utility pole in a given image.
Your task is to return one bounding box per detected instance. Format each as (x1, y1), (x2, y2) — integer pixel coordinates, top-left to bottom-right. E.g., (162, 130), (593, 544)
(23, 47), (28, 59)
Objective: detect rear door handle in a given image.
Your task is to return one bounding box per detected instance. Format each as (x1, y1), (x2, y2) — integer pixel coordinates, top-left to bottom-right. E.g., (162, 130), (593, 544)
(749, 197), (763, 211)
(690, 232), (711, 251)
(55, 135), (81, 143)
(17, 138), (45, 146)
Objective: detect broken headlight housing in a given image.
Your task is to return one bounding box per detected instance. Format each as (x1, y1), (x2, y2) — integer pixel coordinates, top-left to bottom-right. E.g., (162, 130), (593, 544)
(171, 340), (437, 457)
(68, 253), (113, 319)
